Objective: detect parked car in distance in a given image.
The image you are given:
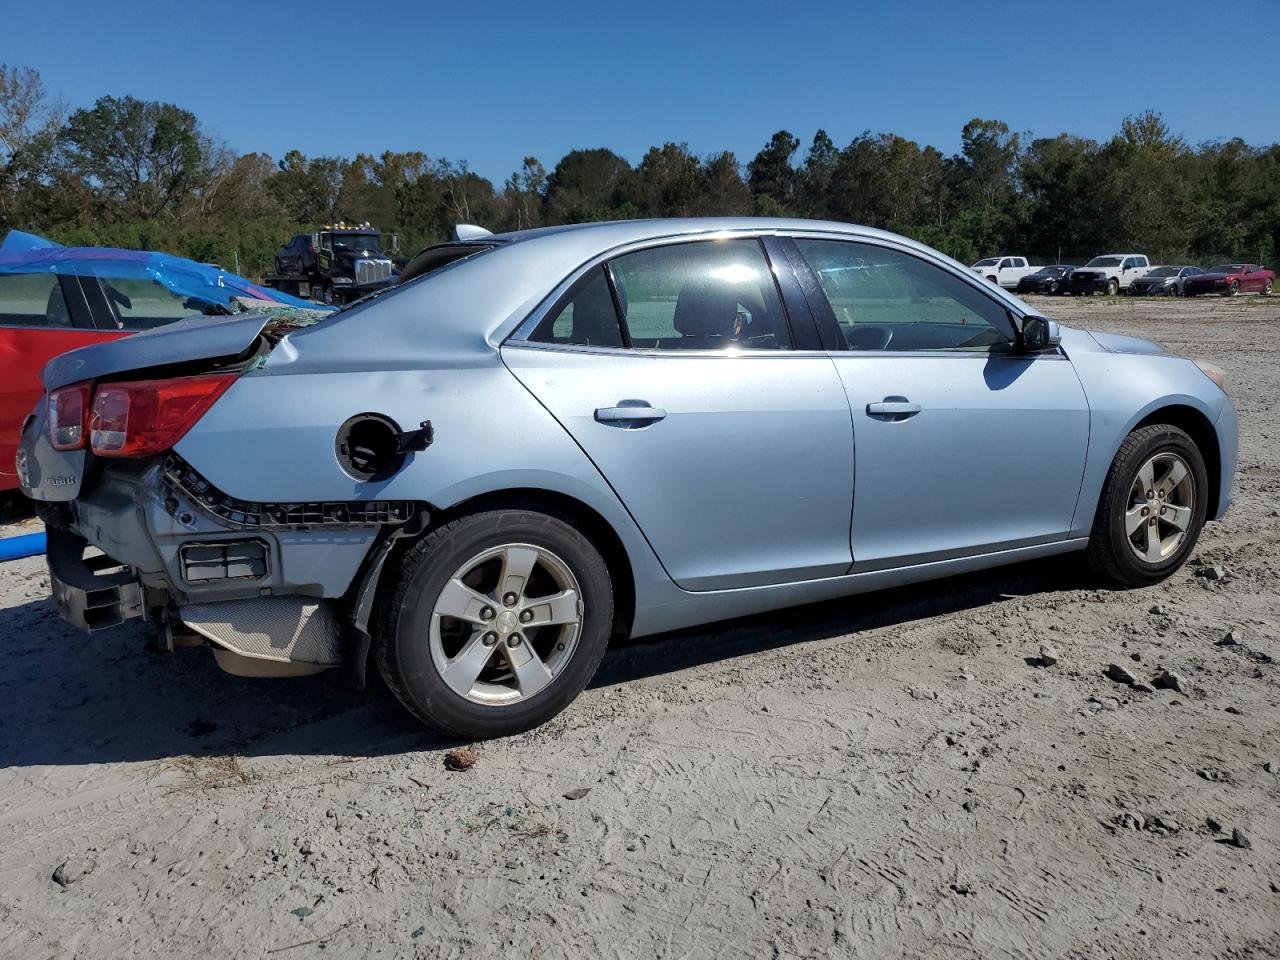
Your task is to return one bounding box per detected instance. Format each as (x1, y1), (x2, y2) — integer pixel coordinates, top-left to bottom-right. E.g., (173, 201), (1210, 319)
(20, 218), (1237, 739)
(1127, 265), (1204, 297)
(970, 256), (1033, 288)
(1068, 254), (1151, 295)
(0, 230), (324, 492)
(1015, 264), (1075, 295)
(1183, 263), (1274, 298)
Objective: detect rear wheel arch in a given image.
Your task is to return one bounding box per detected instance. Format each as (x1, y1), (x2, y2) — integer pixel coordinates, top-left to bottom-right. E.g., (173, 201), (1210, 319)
(389, 488), (636, 641)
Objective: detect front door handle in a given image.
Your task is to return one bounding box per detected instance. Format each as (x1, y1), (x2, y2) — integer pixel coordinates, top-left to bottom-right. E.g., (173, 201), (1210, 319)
(595, 403), (667, 425)
(866, 398), (922, 420)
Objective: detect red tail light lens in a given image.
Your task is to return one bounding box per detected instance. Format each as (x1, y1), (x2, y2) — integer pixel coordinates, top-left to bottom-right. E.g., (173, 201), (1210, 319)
(89, 374), (237, 458)
(49, 383), (93, 450)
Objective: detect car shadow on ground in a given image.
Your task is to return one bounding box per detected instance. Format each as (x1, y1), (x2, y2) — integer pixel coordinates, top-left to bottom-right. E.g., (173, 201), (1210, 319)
(0, 555), (1090, 770)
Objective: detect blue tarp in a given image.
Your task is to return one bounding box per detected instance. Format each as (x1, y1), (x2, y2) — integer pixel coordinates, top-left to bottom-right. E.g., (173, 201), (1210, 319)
(0, 230), (326, 312)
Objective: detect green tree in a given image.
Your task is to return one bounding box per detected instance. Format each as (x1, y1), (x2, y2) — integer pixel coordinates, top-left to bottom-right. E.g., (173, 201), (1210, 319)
(61, 95), (208, 220)
(747, 130), (800, 214)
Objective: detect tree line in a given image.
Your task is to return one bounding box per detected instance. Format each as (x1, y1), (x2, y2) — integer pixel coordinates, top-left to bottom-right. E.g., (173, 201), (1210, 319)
(2, 64), (1277, 278)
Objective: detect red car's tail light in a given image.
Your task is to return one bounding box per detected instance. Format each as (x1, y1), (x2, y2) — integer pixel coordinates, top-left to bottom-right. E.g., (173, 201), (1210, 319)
(48, 383), (92, 451)
(89, 374), (237, 458)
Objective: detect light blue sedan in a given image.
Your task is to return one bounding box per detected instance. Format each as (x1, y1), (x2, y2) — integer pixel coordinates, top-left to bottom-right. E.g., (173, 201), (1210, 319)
(18, 219), (1237, 737)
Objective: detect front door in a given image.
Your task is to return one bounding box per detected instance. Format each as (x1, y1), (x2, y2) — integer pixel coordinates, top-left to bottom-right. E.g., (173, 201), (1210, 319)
(504, 238), (856, 591)
(789, 237), (1090, 569)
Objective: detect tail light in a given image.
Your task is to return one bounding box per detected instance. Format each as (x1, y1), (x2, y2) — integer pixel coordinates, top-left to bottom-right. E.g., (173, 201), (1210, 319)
(88, 374), (237, 458)
(49, 383), (93, 450)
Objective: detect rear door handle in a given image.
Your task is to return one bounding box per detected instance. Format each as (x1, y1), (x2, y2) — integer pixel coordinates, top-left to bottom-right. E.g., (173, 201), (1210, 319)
(866, 399), (922, 419)
(594, 403), (667, 425)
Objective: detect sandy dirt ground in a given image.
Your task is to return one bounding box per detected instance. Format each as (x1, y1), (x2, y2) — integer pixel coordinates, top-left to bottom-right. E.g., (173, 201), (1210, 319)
(1, 294), (1278, 959)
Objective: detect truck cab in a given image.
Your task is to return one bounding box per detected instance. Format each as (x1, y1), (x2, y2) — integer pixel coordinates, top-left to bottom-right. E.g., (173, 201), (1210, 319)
(271, 223), (399, 305)
(969, 256), (1033, 289)
(1069, 254), (1151, 295)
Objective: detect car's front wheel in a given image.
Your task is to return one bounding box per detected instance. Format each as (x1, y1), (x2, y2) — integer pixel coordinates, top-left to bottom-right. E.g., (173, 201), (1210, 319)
(377, 510), (614, 738)
(1225, 280), (1240, 297)
(1106, 278), (1120, 295)
(1264, 280), (1273, 296)
(1086, 424), (1208, 587)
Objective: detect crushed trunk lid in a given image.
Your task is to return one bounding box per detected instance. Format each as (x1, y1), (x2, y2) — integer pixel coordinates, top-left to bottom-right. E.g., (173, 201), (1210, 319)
(42, 311), (278, 391)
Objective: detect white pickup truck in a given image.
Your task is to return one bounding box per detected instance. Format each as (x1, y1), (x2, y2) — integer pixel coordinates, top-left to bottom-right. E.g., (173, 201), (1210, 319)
(970, 256), (1034, 289)
(1068, 254), (1152, 295)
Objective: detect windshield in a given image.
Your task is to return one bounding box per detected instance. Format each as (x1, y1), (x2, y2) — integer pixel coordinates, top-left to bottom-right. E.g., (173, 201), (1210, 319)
(1031, 266), (1066, 277)
(327, 233), (382, 253)
(1146, 267), (1178, 278)
(1208, 264), (1244, 274)
(972, 258), (999, 267)
(1085, 256), (1123, 268)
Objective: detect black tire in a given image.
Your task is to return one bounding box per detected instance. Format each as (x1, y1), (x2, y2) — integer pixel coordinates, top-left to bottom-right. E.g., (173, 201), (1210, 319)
(1263, 280), (1272, 296)
(1086, 424), (1208, 588)
(1225, 280), (1239, 297)
(1048, 280), (1059, 295)
(376, 509), (614, 738)
(1106, 278), (1119, 296)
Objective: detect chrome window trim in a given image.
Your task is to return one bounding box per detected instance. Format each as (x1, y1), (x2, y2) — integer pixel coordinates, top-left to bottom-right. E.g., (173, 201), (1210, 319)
(507, 226), (1045, 357)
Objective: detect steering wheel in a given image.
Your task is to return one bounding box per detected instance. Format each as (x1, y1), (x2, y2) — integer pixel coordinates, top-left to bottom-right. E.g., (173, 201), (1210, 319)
(846, 325), (894, 351)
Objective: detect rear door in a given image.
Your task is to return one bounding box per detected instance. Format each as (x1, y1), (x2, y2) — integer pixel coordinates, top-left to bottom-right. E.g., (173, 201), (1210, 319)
(503, 237), (856, 591)
(0, 273), (122, 490)
(788, 237), (1090, 569)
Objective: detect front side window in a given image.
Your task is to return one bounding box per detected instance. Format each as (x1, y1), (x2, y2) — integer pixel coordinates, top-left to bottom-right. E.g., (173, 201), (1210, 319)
(794, 239), (1017, 353)
(608, 239), (790, 350)
(528, 266), (624, 348)
(0, 272), (72, 328)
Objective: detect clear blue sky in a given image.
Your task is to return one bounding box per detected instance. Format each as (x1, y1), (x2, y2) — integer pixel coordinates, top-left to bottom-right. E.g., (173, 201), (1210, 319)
(5, 0), (1277, 181)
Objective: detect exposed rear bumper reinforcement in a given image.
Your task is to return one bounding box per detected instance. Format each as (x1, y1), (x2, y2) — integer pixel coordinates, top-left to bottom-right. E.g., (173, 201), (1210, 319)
(46, 527), (143, 631)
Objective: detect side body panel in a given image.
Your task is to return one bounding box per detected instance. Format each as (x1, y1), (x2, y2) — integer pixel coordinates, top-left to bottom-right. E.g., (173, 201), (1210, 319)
(829, 352), (1090, 567)
(1062, 329), (1235, 534)
(501, 346), (856, 590)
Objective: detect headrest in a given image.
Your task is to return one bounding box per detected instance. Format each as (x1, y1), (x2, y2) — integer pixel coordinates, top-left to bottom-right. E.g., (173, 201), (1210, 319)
(673, 279), (738, 338)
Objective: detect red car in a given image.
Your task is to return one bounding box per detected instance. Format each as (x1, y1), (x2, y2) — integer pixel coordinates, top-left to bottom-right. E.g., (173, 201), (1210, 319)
(0, 232), (323, 492)
(1183, 263), (1275, 297)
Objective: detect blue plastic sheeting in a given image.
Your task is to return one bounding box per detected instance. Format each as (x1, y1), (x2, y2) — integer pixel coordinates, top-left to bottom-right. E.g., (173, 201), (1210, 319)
(0, 531), (46, 562)
(0, 230), (328, 313)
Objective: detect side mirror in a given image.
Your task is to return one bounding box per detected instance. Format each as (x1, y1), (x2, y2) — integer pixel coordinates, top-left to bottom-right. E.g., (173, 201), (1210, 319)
(1021, 315), (1061, 353)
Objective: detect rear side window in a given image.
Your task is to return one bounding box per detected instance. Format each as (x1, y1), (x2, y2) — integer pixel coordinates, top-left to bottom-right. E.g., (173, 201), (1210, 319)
(608, 239), (790, 350)
(529, 267), (624, 348)
(0, 272), (73, 328)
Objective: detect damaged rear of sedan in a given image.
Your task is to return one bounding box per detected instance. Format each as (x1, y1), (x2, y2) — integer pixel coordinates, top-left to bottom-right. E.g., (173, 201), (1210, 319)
(18, 219), (1238, 739)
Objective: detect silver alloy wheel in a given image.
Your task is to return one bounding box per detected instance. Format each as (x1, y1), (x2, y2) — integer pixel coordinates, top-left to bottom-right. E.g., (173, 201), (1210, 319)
(1125, 452), (1195, 564)
(428, 543), (583, 706)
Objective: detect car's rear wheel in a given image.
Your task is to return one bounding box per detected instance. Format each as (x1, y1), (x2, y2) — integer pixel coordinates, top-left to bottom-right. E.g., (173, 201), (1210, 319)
(1086, 424), (1207, 588)
(377, 509), (613, 738)
(1106, 278), (1120, 295)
